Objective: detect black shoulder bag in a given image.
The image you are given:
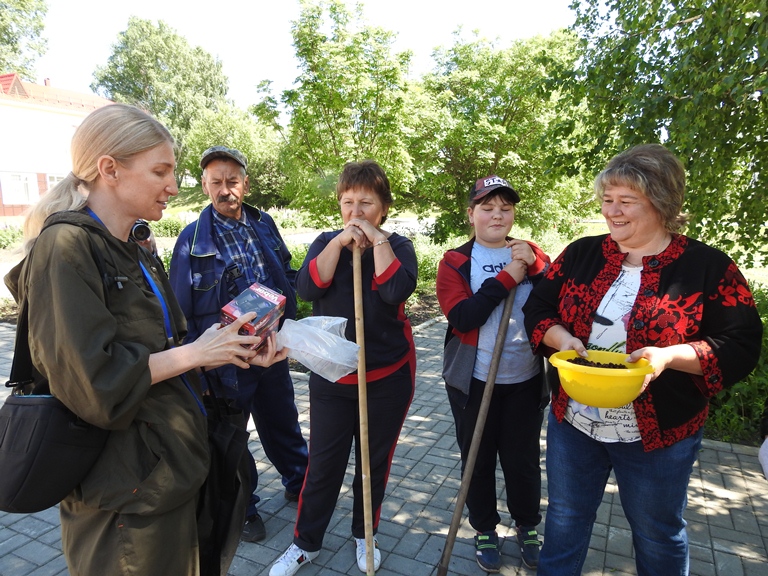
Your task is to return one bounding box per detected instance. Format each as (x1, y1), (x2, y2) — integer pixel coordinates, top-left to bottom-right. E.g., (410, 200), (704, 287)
(0, 230), (112, 514)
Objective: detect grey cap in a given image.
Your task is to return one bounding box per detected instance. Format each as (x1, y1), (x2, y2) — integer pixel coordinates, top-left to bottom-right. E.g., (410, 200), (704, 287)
(200, 146), (248, 170)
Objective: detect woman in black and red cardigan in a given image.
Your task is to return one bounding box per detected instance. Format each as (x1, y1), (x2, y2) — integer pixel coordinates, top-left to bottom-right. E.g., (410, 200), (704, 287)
(523, 144), (762, 576)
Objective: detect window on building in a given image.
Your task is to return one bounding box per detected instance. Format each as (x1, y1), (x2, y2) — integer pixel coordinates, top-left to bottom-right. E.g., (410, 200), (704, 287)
(0, 173), (40, 205)
(47, 174), (65, 189)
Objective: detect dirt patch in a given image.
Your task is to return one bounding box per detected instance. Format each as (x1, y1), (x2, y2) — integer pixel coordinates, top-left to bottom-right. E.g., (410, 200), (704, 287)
(0, 299), (18, 325)
(407, 293), (443, 327)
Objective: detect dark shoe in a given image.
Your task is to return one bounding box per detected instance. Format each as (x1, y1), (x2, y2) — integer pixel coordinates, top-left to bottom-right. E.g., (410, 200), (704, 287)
(516, 525), (541, 569)
(474, 531), (501, 573)
(242, 513), (266, 542)
(284, 489), (300, 502)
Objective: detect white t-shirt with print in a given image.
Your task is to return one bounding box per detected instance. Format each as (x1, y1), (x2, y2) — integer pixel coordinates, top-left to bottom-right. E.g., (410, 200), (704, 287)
(470, 243), (539, 384)
(565, 265), (643, 442)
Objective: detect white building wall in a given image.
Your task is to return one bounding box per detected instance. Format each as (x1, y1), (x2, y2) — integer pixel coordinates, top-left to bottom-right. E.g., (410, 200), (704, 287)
(0, 98), (89, 176)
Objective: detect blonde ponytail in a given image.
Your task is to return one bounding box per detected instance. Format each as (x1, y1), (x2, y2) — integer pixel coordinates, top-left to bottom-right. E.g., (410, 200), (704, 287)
(21, 173), (87, 254)
(20, 103), (173, 254)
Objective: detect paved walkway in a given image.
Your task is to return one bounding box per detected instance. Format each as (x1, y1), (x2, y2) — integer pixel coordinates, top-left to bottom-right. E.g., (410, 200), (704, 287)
(0, 318), (767, 576)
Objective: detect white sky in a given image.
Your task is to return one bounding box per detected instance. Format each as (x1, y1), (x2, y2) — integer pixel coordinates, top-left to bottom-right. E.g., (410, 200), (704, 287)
(36, 0), (575, 108)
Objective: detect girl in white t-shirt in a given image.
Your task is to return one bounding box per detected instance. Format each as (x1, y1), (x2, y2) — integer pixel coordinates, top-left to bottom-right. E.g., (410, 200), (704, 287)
(436, 175), (550, 572)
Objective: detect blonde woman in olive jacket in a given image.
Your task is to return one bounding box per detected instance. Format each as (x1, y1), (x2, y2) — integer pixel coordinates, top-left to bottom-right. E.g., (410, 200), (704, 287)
(4, 104), (285, 576)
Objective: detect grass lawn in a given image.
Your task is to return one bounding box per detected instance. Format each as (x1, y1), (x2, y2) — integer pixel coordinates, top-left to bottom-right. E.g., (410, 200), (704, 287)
(166, 185), (208, 215)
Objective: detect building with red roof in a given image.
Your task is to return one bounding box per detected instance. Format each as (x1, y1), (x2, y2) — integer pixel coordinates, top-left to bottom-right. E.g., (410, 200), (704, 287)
(0, 73), (112, 220)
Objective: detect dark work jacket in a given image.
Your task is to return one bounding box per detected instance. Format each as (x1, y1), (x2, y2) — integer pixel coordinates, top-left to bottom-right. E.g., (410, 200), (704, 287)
(169, 203), (296, 390)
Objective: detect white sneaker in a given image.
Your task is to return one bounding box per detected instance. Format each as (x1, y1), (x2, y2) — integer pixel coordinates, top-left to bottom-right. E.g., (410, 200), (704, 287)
(355, 537), (381, 572)
(269, 543), (319, 576)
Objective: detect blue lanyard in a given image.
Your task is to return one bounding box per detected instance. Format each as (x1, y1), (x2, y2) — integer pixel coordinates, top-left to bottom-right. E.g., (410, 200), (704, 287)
(138, 260), (173, 342)
(84, 207), (206, 415)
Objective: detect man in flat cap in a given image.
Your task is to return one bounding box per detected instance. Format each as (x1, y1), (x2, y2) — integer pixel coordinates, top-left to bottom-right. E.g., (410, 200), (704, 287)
(170, 146), (308, 543)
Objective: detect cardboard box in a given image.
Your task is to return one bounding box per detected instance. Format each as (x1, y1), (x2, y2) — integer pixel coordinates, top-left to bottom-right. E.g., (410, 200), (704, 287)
(220, 282), (286, 351)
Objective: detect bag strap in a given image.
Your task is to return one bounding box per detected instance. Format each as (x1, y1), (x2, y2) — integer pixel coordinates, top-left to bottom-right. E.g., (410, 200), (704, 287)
(6, 299), (33, 389)
(5, 224), (113, 389)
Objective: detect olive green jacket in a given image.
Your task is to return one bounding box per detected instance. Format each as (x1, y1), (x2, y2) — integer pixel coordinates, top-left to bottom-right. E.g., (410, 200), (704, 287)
(5, 210), (209, 515)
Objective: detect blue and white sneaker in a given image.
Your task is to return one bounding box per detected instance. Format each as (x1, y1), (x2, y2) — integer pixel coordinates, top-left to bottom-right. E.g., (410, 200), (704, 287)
(516, 525), (542, 569)
(474, 530), (501, 573)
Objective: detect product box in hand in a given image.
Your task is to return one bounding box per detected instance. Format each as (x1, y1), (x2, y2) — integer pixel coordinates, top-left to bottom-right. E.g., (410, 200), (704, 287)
(220, 282), (286, 351)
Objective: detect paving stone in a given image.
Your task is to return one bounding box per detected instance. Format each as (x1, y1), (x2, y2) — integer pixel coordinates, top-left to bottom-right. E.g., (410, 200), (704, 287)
(0, 319), (766, 575)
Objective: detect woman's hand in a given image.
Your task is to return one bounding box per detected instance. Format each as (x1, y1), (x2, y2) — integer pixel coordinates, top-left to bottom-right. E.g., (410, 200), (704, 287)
(627, 346), (671, 383)
(334, 219), (378, 250)
(628, 344), (703, 381)
(148, 312), (267, 384)
(193, 312), (261, 370)
(627, 344), (703, 392)
(334, 225), (361, 250)
(248, 332), (289, 367)
(560, 336), (588, 357)
(342, 218), (382, 250)
(315, 220), (388, 285)
(543, 325), (588, 357)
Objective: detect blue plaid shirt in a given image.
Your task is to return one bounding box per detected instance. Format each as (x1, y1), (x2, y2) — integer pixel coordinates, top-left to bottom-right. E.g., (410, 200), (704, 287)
(211, 208), (269, 289)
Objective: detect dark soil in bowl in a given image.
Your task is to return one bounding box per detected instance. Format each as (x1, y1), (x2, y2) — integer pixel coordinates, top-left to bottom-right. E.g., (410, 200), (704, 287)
(567, 358), (626, 369)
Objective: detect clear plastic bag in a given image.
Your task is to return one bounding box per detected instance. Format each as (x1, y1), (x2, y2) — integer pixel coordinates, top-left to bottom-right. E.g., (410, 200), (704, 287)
(276, 316), (359, 382)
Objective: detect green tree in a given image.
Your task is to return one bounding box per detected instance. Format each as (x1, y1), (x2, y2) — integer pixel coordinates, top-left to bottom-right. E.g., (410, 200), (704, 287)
(560, 0), (767, 265)
(410, 31), (592, 243)
(183, 105), (286, 209)
(255, 0), (413, 225)
(0, 0), (47, 79)
(91, 17), (229, 185)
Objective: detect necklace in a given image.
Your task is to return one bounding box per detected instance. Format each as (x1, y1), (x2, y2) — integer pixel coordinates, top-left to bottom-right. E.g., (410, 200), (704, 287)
(622, 234), (671, 267)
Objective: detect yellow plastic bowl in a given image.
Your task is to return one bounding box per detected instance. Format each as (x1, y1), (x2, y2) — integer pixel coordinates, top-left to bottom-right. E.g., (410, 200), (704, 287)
(549, 350), (654, 408)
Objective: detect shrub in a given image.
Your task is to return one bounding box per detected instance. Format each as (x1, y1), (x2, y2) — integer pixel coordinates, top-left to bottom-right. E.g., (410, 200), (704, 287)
(0, 226), (23, 249)
(286, 242), (312, 320)
(706, 280), (768, 445)
(151, 216), (184, 238)
(158, 248), (173, 272)
(271, 208), (323, 231)
(408, 233), (459, 308)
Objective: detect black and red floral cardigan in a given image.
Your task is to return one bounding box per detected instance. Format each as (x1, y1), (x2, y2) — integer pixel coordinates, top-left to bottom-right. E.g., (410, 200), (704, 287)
(523, 233), (762, 451)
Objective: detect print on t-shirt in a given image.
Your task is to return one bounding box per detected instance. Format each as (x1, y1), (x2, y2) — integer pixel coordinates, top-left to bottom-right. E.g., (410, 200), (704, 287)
(565, 266), (643, 443)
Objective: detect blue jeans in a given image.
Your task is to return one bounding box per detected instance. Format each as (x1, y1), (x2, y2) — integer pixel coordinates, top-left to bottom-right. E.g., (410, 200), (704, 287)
(539, 412), (702, 576)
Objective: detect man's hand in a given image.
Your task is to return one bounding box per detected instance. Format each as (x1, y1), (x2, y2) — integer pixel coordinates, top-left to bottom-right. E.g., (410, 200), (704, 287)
(249, 333), (288, 367)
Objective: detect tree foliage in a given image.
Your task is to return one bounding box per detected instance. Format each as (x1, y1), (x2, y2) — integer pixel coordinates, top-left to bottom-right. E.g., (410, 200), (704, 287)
(255, 0), (413, 225)
(0, 0), (47, 80)
(91, 17), (229, 184)
(561, 0), (767, 265)
(183, 105), (286, 209)
(410, 31), (593, 243)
